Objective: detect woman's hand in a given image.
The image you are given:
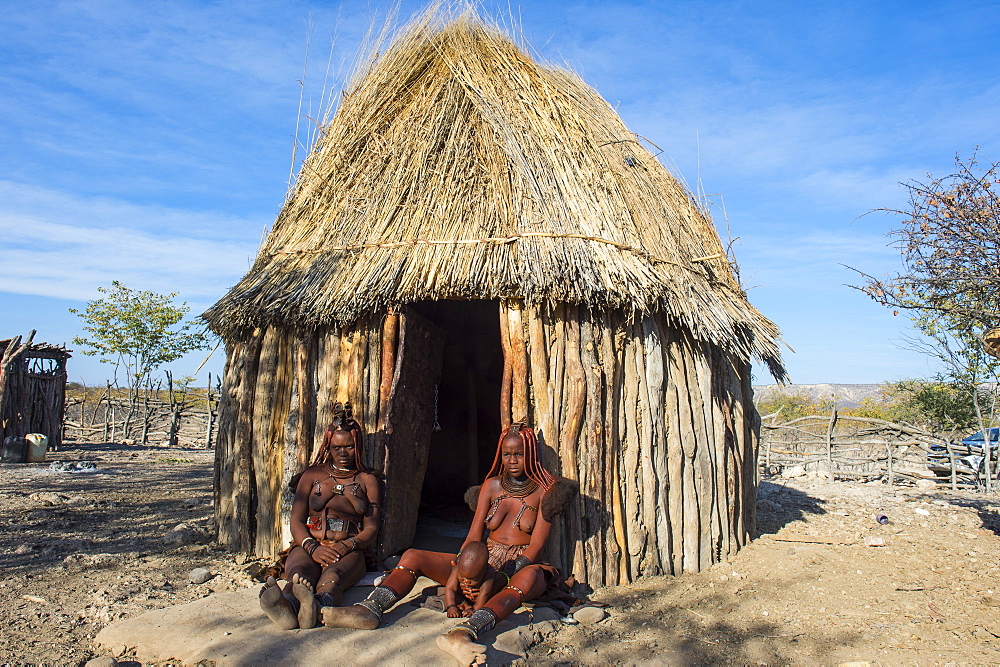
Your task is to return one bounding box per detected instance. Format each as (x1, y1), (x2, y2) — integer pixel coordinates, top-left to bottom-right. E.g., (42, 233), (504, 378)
(309, 543), (341, 567)
(311, 540), (356, 566)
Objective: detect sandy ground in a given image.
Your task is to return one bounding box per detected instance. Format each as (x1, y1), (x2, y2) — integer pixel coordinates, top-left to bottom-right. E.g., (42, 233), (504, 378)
(2, 440), (1000, 665)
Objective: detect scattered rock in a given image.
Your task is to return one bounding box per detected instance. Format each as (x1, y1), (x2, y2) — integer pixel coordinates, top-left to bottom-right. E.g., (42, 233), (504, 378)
(189, 568), (212, 584)
(47, 461), (98, 472)
(864, 536), (886, 547)
(163, 523), (207, 546)
(572, 606), (607, 624)
(84, 657), (118, 667)
(29, 492), (67, 505)
(913, 508), (930, 516)
(914, 479), (937, 491)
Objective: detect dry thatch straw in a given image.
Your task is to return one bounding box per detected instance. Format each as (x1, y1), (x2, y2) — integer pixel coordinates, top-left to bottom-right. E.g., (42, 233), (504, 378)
(204, 5), (787, 380)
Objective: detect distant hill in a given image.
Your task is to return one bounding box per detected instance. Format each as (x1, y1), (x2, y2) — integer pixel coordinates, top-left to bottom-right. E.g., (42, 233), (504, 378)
(751, 384), (884, 409)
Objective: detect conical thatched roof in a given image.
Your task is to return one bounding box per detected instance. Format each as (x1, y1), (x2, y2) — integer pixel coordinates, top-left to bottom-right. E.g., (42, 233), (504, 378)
(205, 10), (786, 379)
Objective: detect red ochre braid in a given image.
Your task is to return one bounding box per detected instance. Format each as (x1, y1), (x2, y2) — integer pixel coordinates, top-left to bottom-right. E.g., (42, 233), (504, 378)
(311, 401), (368, 471)
(484, 424), (555, 491)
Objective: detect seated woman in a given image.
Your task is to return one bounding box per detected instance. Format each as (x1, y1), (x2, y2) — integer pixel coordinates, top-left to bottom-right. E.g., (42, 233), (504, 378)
(322, 423), (568, 665)
(259, 402), (380, 630)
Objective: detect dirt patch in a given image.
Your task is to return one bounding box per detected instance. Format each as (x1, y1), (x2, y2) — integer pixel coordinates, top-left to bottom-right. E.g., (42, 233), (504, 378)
(0, 441), (257, 665)
(525, 475), (1000, 665)
(2, 442), (1000, 664)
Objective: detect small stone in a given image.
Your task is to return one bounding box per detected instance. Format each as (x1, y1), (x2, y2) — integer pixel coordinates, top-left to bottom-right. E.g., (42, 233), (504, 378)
(84, 658), (118, 667)
(189, 568), (212, 584)
(864, 536), (886, 547)
(573, 606), (607, 624)
(29, 492), (66, 505)
(913, 508), (930, 516)
(163, 523), (206, 546)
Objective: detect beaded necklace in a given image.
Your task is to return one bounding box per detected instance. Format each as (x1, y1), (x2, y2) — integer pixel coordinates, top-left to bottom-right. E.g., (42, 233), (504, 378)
(500, 472), (538, 498)
(486, 473), (539, 532)
(313, 464), (360, 496)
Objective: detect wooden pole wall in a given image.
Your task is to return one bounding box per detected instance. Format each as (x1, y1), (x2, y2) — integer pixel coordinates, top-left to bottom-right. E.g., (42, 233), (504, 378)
(214, 303), (762, 574)
(215, 316), (389, 559)
(508, 301), (761, 587)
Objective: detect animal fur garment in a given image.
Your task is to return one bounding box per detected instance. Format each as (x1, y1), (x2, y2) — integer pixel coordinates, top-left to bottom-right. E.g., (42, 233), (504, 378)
(540, 478), (579, 521)
(464, 485), (482, 511)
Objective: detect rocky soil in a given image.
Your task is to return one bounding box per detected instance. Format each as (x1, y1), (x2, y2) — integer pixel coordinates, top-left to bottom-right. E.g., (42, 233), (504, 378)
(2, 440), (1000, 665)
(0, 442), (259, 666)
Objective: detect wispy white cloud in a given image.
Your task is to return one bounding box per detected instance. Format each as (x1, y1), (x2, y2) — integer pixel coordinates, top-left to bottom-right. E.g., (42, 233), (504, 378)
(0, 181), (260, 303)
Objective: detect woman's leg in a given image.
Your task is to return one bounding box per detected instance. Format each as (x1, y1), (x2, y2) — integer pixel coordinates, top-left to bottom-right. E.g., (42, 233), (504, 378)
(436, 565), (549, 664)
(322, 549), (454, 629)
(316, 550), (366, 606)
(259, 546), (321, 630)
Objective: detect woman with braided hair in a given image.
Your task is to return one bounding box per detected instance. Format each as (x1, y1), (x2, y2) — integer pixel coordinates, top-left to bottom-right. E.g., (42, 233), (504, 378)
(322, 423), (570, 666)
(259, 402), (381, 630)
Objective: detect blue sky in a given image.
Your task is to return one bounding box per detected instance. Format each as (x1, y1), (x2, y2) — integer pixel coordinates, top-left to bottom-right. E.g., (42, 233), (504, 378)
(2, 0), (998, 386)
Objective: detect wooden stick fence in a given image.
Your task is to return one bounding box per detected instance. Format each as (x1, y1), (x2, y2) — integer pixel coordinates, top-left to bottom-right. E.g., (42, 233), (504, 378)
(759, 413), (978, 489)
(63, 375), (220, 449)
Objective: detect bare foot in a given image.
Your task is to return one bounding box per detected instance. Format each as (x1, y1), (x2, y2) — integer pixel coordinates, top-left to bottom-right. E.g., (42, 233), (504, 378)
(259, 576), (298, 630)
(436, 629), (487, 665)
(321, 604), (380, 630)
(291, 573), (318, 629)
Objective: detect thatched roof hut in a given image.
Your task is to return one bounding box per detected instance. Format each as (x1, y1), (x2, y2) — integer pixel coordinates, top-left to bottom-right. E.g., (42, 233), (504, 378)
(205, 10), (785, 585)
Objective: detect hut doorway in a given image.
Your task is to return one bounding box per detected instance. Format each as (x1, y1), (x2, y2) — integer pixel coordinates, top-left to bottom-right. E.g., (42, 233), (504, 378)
(408, 300), (503, 545)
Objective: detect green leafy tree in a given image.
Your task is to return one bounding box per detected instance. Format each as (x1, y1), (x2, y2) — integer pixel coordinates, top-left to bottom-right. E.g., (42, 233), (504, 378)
(69, 281), (211, 390)
(874, 379), (979, 432)
(852, 153), (1000, 488)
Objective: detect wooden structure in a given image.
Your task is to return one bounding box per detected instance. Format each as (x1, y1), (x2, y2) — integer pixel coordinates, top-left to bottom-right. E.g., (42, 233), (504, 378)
(204, 11), (786, 586)
(0, 331), (71, 451)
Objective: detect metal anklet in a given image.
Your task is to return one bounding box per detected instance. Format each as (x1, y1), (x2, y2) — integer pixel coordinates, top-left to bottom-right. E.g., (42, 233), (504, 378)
(453, 608), (497, 641)
(394, 564), (418, 578)
(505, 584), (526, 600)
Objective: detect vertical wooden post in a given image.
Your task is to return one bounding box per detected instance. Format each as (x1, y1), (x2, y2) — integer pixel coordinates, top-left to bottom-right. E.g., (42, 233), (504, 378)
(506, 301), (529, 424)
(885, 442), (893, 486)
(232, 328), (263, 552)
(295, 336), (317, 472)
(376, 312), (399, 473)
(498, 304), (513, 426)
(252, 326), (293, 557)
(205, 373), (216, 450)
